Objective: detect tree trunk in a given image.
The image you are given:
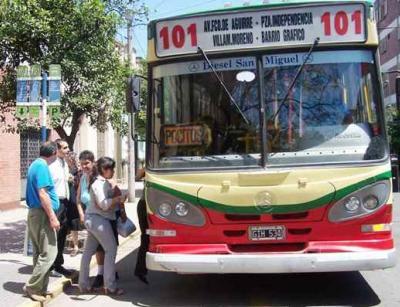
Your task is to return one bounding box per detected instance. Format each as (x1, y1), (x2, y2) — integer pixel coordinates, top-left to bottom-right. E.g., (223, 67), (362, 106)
(54, 110), (83, 151)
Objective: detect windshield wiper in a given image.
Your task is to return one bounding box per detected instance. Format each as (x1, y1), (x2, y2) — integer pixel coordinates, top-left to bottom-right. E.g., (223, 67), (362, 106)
(197, 46), (250, 125)
(269, 37), (320, 122)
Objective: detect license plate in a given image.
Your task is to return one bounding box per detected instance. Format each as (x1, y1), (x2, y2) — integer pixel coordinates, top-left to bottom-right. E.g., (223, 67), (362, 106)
(249, 225), (286, 241)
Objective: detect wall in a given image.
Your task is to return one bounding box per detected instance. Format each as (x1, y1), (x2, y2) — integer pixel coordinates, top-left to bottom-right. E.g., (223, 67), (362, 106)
(0, 113), (21, 210)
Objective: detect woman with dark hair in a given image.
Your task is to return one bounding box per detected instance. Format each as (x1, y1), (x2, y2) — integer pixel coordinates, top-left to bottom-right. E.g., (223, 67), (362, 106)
(76, 150), (96, 226)
(79, 157), (127, 295)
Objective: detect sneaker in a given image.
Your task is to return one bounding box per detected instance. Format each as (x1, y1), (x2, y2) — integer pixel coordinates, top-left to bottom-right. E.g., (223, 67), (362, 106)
(91, 274), (104, 288)
(54, 266), (73, 278)
(23, 286), (47, 302)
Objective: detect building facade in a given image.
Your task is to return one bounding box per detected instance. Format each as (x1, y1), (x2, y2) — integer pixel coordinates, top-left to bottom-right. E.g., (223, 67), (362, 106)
(0, 112), (21, 210)
(375, 0), (400, 108)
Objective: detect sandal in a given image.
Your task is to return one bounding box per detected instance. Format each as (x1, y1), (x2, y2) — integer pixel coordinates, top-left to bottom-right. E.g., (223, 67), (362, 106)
(104, 288), (124, 296)
(70, 247), (79, 257)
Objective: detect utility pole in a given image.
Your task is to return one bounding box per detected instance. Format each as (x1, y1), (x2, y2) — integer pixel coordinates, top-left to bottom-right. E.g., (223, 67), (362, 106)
(127, 14), (136, 202)
(41, 72), (48, 142)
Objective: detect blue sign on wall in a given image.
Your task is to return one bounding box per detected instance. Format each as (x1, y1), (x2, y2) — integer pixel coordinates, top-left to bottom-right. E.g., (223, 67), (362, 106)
(48, 80), (61, 102)
(30, 80), (41, 103)
(16, 80), (29, 103)
(16, 64), (61, 105)
(48, 65), (61, 104)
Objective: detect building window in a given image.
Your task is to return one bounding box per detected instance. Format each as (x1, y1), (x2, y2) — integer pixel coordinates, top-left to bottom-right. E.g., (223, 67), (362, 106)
(383, 80), (390, 97)
(378, 0), (388, 21)
(380, 36), (388, 53)
(382, 0), (388, 19)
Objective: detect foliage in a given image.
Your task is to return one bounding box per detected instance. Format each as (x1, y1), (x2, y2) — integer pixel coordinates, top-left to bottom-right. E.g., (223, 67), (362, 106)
(0, 0), (148, 148)
(388, 111), (400, 154)
(135, 58), (147, 138)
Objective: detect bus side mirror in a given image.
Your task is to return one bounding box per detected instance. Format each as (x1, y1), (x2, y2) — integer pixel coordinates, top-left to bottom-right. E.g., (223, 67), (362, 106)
(126, 76), (141, 113)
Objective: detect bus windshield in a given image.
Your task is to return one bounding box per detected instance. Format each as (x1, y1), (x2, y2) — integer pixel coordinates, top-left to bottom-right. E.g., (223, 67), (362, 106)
(264, 50), (387, 165)
(150, 57), (261, 169)
(149, 50), (387, 169)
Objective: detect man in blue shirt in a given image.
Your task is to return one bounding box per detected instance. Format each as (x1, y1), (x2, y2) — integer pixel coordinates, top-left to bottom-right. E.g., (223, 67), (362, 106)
(23, 141), (60, 302)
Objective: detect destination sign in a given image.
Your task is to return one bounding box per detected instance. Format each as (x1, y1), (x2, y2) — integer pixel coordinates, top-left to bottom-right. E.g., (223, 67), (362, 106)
(163, 124), (211, 147)
(155, 3), (366, 57)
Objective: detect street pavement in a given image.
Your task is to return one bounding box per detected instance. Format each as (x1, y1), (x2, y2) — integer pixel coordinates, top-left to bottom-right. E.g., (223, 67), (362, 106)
(47, 195), (400, 307)
(1, 187), (398, 306)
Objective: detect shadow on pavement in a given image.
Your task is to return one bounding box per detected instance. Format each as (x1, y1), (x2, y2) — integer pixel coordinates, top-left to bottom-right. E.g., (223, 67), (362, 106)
(64, 248), (381, 307)
(3, 281), (25, 295)
(18, 265), (33, 275)
(0, 220), (26, 254)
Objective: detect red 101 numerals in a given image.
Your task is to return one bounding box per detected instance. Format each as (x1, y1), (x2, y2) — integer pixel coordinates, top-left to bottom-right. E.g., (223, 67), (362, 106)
(159, 23), (197, 49)
(321, 10), (362, 36)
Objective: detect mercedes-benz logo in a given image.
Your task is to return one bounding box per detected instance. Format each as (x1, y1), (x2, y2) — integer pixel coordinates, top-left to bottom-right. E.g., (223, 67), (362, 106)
(254, 191), (274, 213)
(302, 53), (313, 64)
(188, 63), (200, 72)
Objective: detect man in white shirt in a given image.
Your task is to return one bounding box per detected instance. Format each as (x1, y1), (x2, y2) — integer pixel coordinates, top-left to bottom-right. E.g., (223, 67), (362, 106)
(49, 139), (73, 277)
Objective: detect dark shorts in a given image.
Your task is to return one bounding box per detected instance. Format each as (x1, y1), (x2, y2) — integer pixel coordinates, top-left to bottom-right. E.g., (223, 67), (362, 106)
(66, 201), (81, 230)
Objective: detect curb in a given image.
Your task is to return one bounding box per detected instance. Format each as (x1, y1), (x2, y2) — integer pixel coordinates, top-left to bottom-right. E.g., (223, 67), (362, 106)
(17, 231), (140, 307)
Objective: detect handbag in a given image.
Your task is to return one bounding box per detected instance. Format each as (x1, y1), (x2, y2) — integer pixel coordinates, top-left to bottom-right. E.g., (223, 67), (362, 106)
(117, 216), (136, 237)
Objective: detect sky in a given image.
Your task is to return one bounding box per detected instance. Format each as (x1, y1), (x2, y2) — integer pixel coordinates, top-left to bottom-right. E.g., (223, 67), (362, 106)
(130, 0), (376, 58)
(131, 0), (263, 58)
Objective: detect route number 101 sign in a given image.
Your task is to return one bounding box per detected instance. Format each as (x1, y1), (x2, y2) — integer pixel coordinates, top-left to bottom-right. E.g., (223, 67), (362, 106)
(155, 3), (366, 57)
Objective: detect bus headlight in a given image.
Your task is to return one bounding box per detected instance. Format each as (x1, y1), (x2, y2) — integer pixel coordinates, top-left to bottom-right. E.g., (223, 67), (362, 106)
(362, 195), (379, 210)
(175, 202), (189, 216)
(146, 186), (206, 227)
(159, 202), (172, 217)
(344, 197), (361, 212)
(328, 180), (390, 222)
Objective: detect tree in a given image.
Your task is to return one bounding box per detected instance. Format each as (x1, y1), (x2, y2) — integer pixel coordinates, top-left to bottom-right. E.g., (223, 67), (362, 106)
(388, 112), (400, 155)
(134, 58), (147, 139)
(0, 0), (148, 148)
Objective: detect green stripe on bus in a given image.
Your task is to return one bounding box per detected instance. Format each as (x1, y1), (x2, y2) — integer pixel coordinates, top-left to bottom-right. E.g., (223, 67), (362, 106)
(147, 171), (391, 214)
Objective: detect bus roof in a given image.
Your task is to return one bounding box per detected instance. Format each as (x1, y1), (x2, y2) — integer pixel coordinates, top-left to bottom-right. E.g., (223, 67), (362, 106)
(152, 0), (373, 22)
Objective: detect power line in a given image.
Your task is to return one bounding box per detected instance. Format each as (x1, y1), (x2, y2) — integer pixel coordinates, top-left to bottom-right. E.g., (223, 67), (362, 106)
(152, 0), (219, 19)
(153, 0), (166, 9)
(133, 31), (146, 56)
(116, 32), (127, 40)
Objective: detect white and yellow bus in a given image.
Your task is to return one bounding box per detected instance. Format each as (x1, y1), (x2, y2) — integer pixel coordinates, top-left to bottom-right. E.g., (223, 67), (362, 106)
(142, 0), (396, 274)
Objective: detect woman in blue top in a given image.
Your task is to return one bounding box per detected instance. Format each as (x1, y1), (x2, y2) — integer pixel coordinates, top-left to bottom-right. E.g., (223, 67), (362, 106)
(76, 150), (95, 224)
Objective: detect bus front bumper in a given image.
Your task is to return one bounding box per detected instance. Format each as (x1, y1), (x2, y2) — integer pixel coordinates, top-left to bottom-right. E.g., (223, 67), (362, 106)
(146, 249), (396, 273)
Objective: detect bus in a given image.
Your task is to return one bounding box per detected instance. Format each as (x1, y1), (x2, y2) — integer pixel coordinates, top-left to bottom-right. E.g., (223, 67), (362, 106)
(141, 0), (396, 274)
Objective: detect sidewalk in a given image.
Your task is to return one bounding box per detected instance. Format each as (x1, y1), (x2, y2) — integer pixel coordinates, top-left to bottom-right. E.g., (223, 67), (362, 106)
(0, 182), (143, 307)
